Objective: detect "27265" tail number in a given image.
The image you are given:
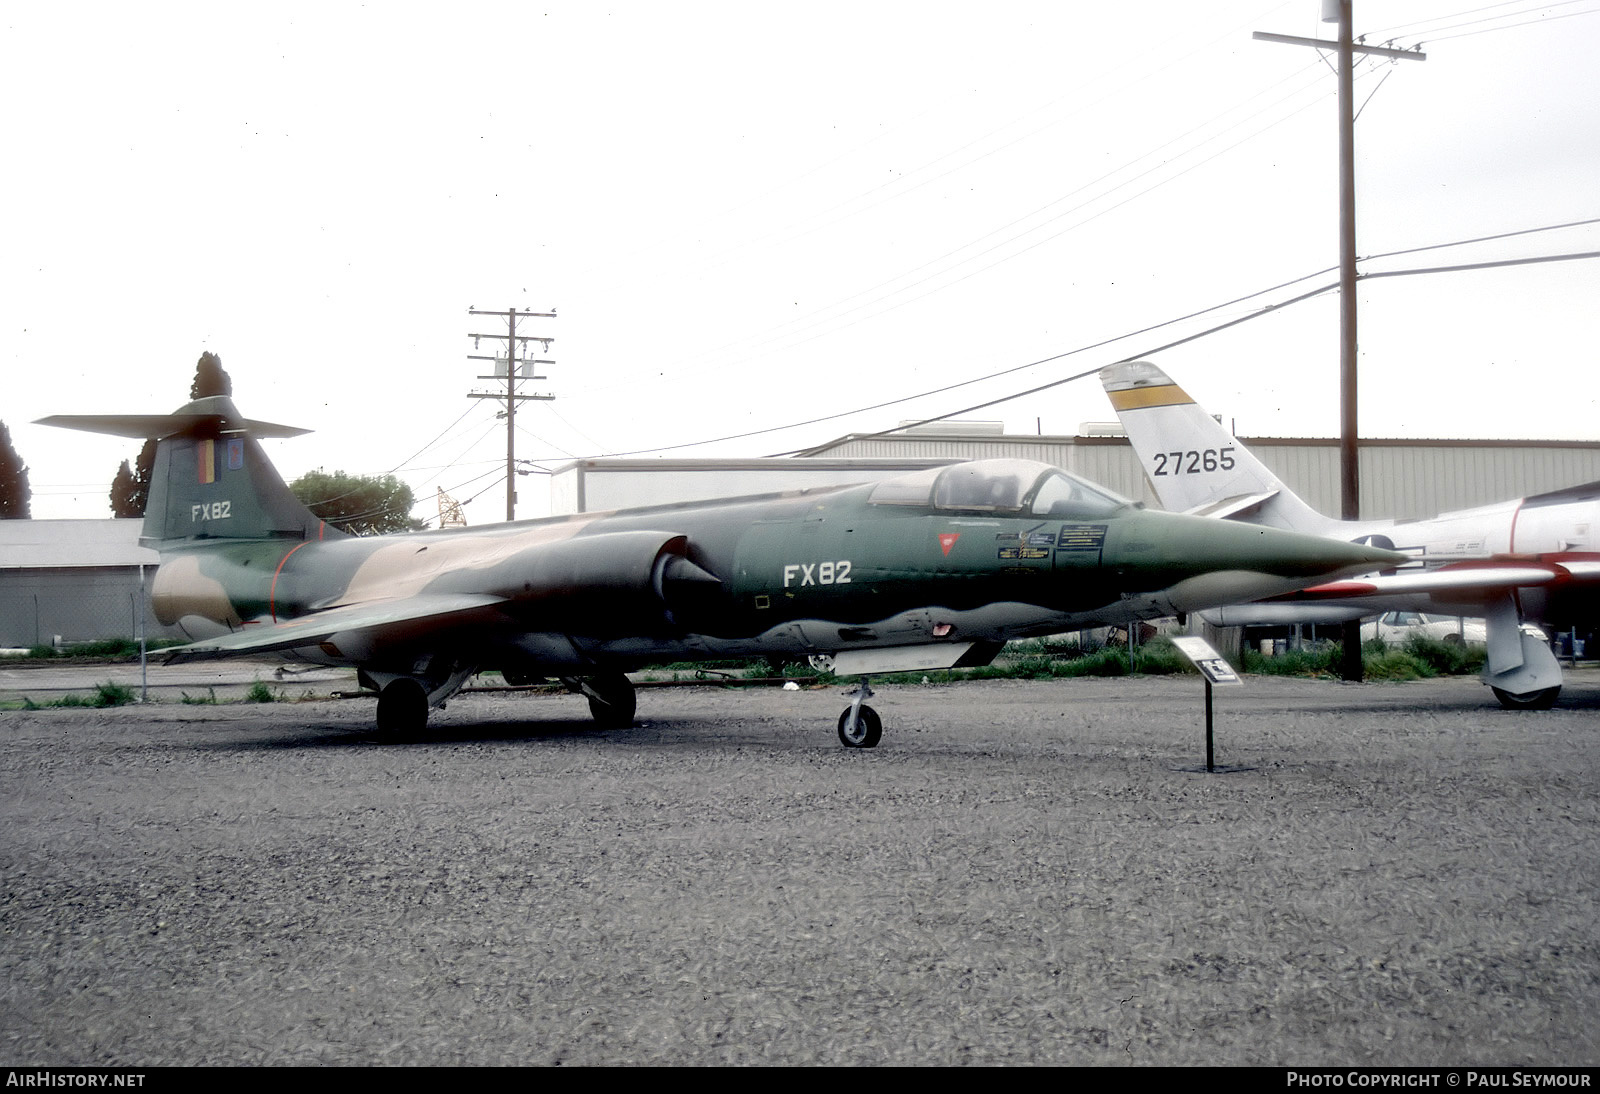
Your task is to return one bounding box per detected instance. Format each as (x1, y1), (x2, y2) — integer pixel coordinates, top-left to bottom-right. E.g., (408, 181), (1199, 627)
(1153, 448), (1235, 476)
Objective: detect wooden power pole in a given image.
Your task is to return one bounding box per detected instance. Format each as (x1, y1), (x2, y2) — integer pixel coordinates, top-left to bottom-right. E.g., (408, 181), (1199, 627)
(1254, 1), (1424, 679)
(468, 306), (556, 521)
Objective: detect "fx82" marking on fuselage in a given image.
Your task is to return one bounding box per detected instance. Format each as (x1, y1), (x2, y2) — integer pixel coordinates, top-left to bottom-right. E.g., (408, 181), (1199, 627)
(783, 560), (852, 587)
(192, 500), (233, 522)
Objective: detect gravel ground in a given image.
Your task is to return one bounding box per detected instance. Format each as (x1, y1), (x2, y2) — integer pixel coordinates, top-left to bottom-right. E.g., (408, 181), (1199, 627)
(2, 671), (1597, 1066)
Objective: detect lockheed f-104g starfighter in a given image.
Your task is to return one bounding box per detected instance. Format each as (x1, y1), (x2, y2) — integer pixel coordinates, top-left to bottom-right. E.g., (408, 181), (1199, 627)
(40, 395), (1401, 746)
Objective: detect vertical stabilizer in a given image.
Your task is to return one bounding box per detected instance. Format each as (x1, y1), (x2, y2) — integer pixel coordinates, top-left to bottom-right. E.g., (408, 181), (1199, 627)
(37, 397), (341, 547)
(1100, 361), (1343, 535)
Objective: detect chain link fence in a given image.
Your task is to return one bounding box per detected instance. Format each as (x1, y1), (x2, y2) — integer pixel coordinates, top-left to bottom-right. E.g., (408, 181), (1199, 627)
(0, 574), (184, 650)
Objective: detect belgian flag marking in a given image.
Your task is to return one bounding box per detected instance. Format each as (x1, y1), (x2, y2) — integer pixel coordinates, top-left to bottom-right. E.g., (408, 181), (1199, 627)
(197, 439), (216, 484)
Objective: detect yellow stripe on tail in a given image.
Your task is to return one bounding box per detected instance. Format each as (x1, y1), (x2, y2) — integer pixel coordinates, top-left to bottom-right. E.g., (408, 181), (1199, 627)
(1105, 384), (1195, 412)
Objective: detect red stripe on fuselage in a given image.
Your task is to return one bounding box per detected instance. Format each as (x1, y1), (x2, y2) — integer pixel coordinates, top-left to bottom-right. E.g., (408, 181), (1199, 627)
(270, 541), (312, 623)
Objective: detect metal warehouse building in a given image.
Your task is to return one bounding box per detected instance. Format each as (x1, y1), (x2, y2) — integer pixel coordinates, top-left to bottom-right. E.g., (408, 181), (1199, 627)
(551, 424), (1600, 522)
(797, 426), (1600, 522)
(0, 520), (179, 649)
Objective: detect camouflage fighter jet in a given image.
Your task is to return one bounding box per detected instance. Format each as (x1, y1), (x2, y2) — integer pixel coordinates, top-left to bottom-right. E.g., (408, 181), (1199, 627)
(40, 395), (1401, 745)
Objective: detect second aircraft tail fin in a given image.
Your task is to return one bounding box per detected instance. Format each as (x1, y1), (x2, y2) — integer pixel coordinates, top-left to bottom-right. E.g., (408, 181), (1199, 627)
(1099, 360), (1342, 535)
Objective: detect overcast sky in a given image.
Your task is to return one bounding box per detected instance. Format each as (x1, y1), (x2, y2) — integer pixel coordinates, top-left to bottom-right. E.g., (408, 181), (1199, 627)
(5, 1), (1597, 523)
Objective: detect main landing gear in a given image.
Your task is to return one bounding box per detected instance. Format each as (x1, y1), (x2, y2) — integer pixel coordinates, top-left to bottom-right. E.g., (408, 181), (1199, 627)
(1482, 604), (1564, 712)
(837, 677), (882, 748)
(367, 663), (476, 740)
(1490, 685), (1561, 711)
(561, 672), (637, 729)
(375, 677), (429, 738)
(373, 665), (885, 748)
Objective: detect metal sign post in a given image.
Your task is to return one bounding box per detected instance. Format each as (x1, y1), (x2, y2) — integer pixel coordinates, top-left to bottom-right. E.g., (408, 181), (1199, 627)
(1170, 636), (1242, 773)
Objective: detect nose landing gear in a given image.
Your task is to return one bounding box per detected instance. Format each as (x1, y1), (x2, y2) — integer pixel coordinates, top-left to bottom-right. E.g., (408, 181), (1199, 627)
(837, 678), (882, 748)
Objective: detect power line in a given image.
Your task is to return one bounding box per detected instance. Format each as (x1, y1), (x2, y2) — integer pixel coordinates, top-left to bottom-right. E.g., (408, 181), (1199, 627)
(386, 403), (485, 476)
(1410, 7), (1600, 45)
(339, 220), (1600, 485)
(1372, 0), (1599, 43)
(1361, 249), (1600, 280)
(573, 46), (1354, 399)
(773, 280), (1345, 456)
(1364, 216), (1600, 263)
(589, 218), (1598, 460)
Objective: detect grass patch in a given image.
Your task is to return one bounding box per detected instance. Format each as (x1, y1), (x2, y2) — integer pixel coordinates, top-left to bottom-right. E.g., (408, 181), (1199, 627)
(1401, 633), (1486, 675)
(3, 638), (188, 662)
(243, 681), (278, 703)
(1242, 644), (1342, 678)
(62, 638), (143, 659)
(1243, 635), (1488, 679)
(15, 682), (139, 709)
(0, 636), (185, 662)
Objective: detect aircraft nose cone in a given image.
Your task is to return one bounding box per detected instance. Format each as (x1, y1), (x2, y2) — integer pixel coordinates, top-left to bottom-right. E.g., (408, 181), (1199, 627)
(1118, 512), (1405, 579)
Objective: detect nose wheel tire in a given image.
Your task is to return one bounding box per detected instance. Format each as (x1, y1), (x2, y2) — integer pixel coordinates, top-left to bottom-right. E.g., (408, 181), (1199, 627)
(837, 704), (882, 748)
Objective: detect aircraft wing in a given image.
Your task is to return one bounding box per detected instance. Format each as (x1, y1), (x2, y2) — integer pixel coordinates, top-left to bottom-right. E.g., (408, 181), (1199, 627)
(164, 593), (510, 663)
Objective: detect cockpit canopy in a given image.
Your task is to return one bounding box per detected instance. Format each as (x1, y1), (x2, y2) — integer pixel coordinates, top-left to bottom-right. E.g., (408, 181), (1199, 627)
(868, 459), (1131, 519)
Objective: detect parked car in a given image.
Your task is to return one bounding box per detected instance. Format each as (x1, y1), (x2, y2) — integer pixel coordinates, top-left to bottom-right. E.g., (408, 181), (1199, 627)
(1361, 611), (1487, 646)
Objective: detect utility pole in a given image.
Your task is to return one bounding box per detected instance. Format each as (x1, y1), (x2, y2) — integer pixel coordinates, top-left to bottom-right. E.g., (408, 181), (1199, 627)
(468, 306), (556, 521)
(1254, 1), (1424, 680)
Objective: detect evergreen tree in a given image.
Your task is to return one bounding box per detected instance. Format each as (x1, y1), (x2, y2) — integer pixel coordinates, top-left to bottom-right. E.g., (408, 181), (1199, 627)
(108, 439), (157, 518)
(110, 460), (138, 517)
(0, 420), (32, 519)
(190, 351), (233, 399)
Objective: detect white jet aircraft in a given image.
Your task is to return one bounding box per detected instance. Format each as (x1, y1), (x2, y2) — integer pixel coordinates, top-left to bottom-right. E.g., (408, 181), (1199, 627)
(1100, 360), (1600, 710)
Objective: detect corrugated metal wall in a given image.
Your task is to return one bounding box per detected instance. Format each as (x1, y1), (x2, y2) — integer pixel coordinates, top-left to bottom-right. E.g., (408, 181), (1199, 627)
(0, 568), (184, 648)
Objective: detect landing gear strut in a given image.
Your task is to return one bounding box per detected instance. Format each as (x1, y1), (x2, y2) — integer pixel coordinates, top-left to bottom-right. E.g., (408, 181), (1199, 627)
(368, 662), (476, 741)
(837, 677), (882, 748)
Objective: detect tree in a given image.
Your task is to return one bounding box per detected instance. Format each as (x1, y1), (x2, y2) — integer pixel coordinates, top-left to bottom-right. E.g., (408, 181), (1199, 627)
(107, 350), (225, 517)
(290, 469), (424, 536)
(109, 438), (157, 517)
(0, 420), (31, 519)
(190, 351), (232, 400)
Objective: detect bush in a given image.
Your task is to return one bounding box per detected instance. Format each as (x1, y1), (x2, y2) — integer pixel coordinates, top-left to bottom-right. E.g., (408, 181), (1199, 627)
(1403, 633), (1486, 675)
(1362, 649), (1434, 681)
(67, 638), (141, 659)
(1242, 644), (1340, 677)
(1050, 646), (1131, 677)
(1124, 636), (1191, 676)
(1243, 634), (1486, 680)
(244, 681), (278, 703)
(92, 681), (136, 706)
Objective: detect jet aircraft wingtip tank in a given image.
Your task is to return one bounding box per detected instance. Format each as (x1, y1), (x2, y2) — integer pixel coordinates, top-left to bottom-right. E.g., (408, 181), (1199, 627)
(41, 392), (1403, 746)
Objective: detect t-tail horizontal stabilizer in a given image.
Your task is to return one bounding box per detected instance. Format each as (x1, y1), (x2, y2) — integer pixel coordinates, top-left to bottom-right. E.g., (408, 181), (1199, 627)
(37, 396), (335, 547)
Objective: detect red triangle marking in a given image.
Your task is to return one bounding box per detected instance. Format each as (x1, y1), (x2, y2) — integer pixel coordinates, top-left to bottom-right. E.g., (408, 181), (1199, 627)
(939, 532), (960, 557)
